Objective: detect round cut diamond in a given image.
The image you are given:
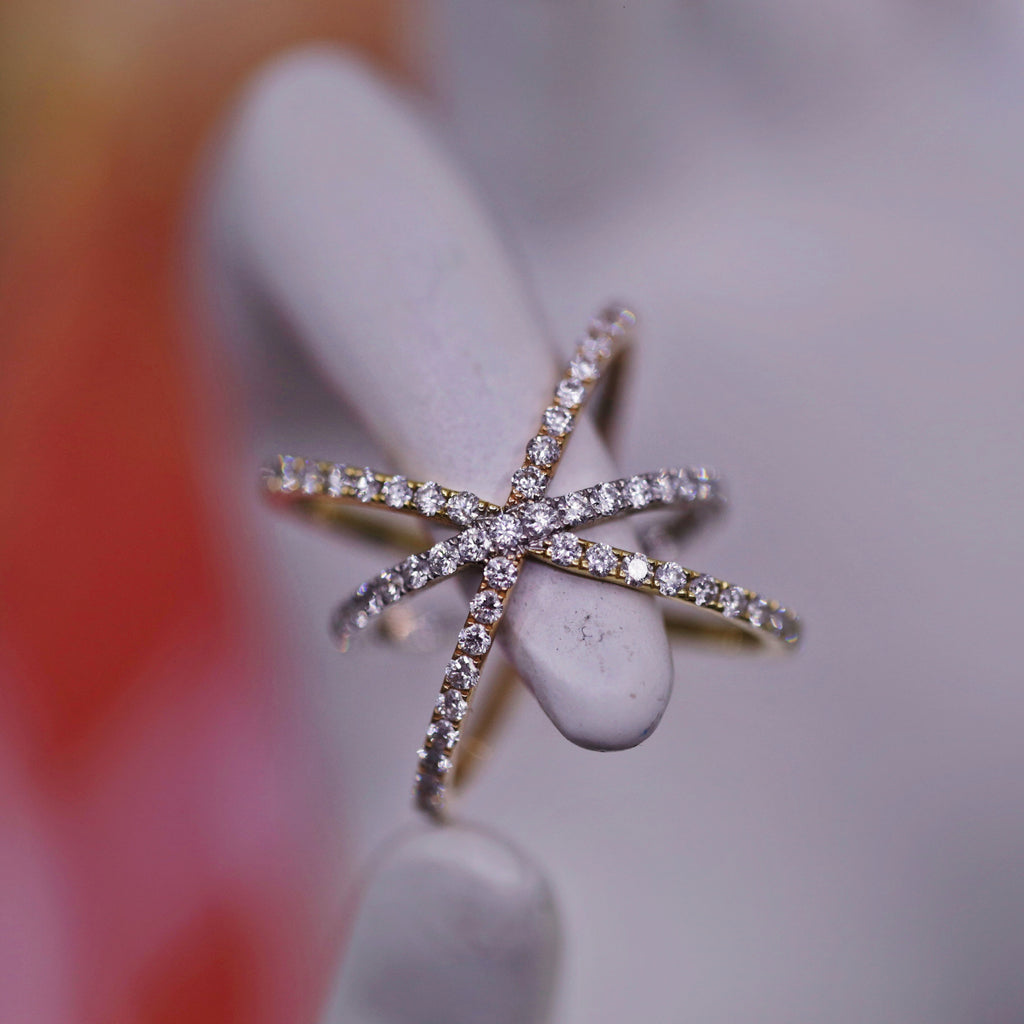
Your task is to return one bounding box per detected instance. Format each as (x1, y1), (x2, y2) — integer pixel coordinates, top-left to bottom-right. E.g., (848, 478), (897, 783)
(436, 689), (468, 721)
(584, 543), (618, 577)
(414, 481), (446, 516)
(401, 555), (430, 590)
(427, 719), (458, 750)
(512, 466), (546, 499)
(569, 355), (598, 382)
(487, 512), (523, 551)
(548, 532), (582, 566)
(591, 481), (623, 516)
(457, 526), (491, 563)
(445, 655), (479, 691)
(527, 434), (561, 468)
(327, 464), (349, 496)
(377, 569), (404, 604)
(689, 574), (719, 606)
(690, 466), (714, 501)
(302, 461), (324, 494)
(556, 378), (585, 407)
(623, 553), (652, 586)
(354, 468), (381, 503)
(624, 475), (652, 509)
(650, 470), (677, 503)
(418, 746), (451, 774)
(746, 595), (769, 627)
(458, 623), (491, 656)
(447, 491), (481, 525)
(382, 475), (412, 508)
(355, 580), (384, 617)
(675, 470), (698, 502)
(484, 556), (518, 590)
(521, 500), (559, 538)
(578, 332), (612, 360)
(720, 586), (746, 618)
(470, 589), (503, 624)
(654, 561), (685, 596)
(543, 405), (574, 437)
(279, 455), (301, 491)
(768, 606), (787, 634)
(428, 541), (458, 578)
(557, 491), (591, 526)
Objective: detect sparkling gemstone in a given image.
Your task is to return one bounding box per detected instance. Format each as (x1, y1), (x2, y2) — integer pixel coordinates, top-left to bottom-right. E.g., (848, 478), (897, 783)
(382, 475), (412, 508)
(569, 355), (599, 382)
(487, 512), (523, 551)
(447, 491), (481, 525)
(512, 466), (547, 499)
(623, 553), (652, 586)
(458, 623), (491, 656)
(427, 719), (458, 750)
(457, 526), (491, 563)
(556, 378), (585, 407)
(654, 561), (685, 596)
(557, 491), (591, 526)
(543, 405), (574, 437)
(470, 589), (504, 624)
(418, 746), (451, 774)
(484, 556), (518, 590)
(436, 689), (468, 721)
(302, 460), (324, 494)
(675, 470), (698, 501)
(690, 465), (715, 501)
(280, 455), (301, 491)
(401, 555), (430, 590)
(584, 543), (618, 577)
(354, 468), (381, 502)
(720, 586), (746, 618)
(377, 569), (404, 604)
(650, 470), (677, 503)
(356, 581), (384, 617)
(428, 541), (458, 578)
(414, 481), (446, 516)
(548, 532), (582, 566)
(768, 606), (787, 634)
(327, 464), (348, 496)
(445, 655), (479, 691)
(527, 434), (561, 468)
(591, 481), (623, 516)
(780, 615), (800, 645)
(415, 771), (444, 809)
(746, 596), (769, 628)
(520, 500), (559, 538)
(624, 475), (652, 509)
(592, 305), (636, 335)
(578, 332), (612, 360)
(689, 574), (719, 606)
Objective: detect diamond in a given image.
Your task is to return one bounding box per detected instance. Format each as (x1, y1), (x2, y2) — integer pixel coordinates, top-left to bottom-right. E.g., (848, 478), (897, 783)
(720, 586), (746, 618)
(377, 569), (404, 604)
(355, 580), (384, 617)
(654, 561), (685, 596)
(521, 500), (559, 538)
(415, 772), (444, 810)
(650, 470), (677, 503)
(675, 470), (698, 502)
(302, 460), (324, 494)
(418, 746), (451, 774)
(591, 481), (623, 516)
(746, 595), (769, 628)
(556, 378), (585, 407)
(584, 543), (618, 576)
(690, 466), (715, 501)
(578, 332), (612, 361)
(327, 464), (349, 496)
(512, 466), (546, 499)
(447, 491), (481, 525)
(557, 491), (591, 526)
(427, 719), (458, 750)
(624, 475), (652, 509)
(548, 532), (582, 566)
(470, 589), (504, 624)
(569, 355), (599, 383)
(445, 655), (479, 690)
(689, 574), (719, 606)
(487, 512), (523, 551)
(401, 555), (430, 590)
(414, 481), (446, 516)
(543, 405), (574, 437)
(527, 434), (561, 468)
(458, 623), (491, 656)
(382, 475), (413, 508)
(436, 689), (468, 721)
(484, 556), (518, 590)
(768, 606), (787, 634)
(457, 526), (491, 563)
(354, 468), (381, 503)
(280, 455), (301, 491)
(623, 553), (652, 586)
(428, 541), (458, 578)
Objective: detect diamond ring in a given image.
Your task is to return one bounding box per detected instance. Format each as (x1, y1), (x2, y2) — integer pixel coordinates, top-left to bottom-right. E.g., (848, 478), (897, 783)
(263, 304), (800, 818)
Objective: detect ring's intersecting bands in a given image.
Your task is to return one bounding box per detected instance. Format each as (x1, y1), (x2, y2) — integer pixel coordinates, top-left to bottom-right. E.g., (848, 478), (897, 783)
(262, 305), (801, 818)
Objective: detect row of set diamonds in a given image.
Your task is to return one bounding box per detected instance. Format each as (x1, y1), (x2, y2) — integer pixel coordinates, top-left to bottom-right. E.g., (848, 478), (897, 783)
(415, 304), (637, 816)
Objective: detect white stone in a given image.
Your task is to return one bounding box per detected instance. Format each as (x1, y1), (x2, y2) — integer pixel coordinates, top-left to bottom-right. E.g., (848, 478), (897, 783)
(520, 500), (558, 538)
(591, 481), (622, 516)
(654, 561), (685, 596)
(624, 475), (652, 509)
(354, 467), (381, 502)
(447, 491), (481, 525)
(327, 464), (348, 496)
(383, 474), (413, 508)
(512, 466), (546, 499)
(689, 574), (719, 606)
(555, 378), (585, 407)
(457, 526), (491, 562)
(484, 556), (518, 590)
(557, 491), (591, 526)
(720, 586), (746, 618)
(487, 512), (523, 551)
(623, 553), (652, 586)
(470, 589), (503, 624)
(543, 405), (573, 436)
(428, 541), (458, 578)
(527, 434), (561, 467)
(435, 689), (467, 722)
(445, 655), (479, 691)
(548, 532), (582, 566)
(584, 543), (618, 577)
(413, 481), (446, 516)
(458, 623), (492, 656)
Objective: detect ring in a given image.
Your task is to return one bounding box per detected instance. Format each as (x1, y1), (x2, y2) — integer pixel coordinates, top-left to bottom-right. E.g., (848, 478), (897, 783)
(262, 304), (801, 818)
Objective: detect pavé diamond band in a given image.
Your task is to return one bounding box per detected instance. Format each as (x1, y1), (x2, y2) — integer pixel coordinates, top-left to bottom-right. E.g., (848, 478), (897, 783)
(262, 304), (800, 818)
